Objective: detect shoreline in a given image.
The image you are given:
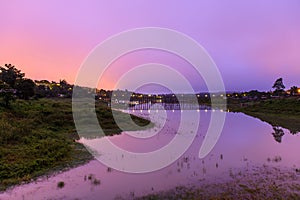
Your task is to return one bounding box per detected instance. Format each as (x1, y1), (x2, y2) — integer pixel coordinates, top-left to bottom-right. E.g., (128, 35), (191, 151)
(0, 106), (154, 194)
(0, 143), (94, 194)
(135, 164), (300, 199)
(228, 97), (300, 133)
(2, 158), (299, 199)
(0, 98), (152, 192)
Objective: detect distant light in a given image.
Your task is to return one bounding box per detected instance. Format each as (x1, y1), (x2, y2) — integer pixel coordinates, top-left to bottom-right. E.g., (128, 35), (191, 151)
(197, 109), (200, 112)
(172, 110), (175, 112)
(148, 110), (151, 113)
(205, 109), (208, 112)
(298, 88), (300, 93)
(220, 94), (224, 97)
(205, 95), (208, 97)
(220, 109), (224, 112)
(148, 94), (151, 97)
(197, 95), (200, 97)
(140, 110), (142, 113)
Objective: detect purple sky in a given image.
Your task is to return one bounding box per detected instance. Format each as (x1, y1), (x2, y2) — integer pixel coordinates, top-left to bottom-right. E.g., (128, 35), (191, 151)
(1, 0), (299, 92)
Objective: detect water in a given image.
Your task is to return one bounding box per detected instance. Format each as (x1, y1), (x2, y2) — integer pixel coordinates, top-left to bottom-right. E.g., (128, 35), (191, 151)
(1, 110), (299, 200)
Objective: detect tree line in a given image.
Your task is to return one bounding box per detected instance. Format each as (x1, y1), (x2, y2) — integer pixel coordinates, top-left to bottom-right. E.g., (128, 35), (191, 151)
(0, 64), (299, 108)
(0, 64), (73, 107)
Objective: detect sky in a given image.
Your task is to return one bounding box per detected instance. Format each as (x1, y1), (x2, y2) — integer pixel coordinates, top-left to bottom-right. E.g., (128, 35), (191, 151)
(0, 0), (300, 92)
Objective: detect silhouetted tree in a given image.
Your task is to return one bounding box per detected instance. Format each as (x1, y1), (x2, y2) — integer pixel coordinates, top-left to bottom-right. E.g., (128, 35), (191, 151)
(16, 78), (35, 100)
(0, 64), (36, 104)
(272, 78), (285, 96)
(247, 90), (264, 100)
(58, 79), (72, 97)
(0, 64), (25, 107)
(290, 86), (298, 96)
(0, 81), (15, 107)
(0, 64), (25, 88)
(35, 80), (51, 98)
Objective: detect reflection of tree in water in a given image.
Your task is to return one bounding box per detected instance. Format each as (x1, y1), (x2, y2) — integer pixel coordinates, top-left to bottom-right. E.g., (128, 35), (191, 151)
(272, 126), (285, 143)
(271, 126), (299, 143)
(289, 130), (299, 135)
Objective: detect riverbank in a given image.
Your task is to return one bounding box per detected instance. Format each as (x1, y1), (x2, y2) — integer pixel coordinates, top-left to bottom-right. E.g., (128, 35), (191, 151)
(0, 98), (151, 191)
(228, 97), (300, 133)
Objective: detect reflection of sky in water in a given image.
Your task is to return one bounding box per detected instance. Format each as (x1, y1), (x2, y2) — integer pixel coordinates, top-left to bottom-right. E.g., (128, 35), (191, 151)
(97, 109), (181, 153)
(1, 111), (299, 200)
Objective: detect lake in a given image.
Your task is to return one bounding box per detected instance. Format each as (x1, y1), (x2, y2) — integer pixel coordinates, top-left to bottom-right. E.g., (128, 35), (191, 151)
(0, 109), (299, 200)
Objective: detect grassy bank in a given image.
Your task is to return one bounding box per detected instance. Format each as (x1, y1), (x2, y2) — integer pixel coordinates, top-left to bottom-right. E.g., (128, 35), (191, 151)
(228, 97), (300, 133)
(0, 98), (151, 191)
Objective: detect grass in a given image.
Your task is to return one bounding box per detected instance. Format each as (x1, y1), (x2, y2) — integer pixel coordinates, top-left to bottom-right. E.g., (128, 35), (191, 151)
(228, 97), (300, 133)
(0, 98), (151, 191)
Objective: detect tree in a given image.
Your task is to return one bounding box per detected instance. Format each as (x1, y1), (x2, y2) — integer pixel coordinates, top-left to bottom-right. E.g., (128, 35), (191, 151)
(58, 79), (72, 97)
(0, 81), (15, 108)
(35, 80), (51, 98)
(290, 86), (298, 96)
(16, 78), (35, 100)
(247, 90), (262, 100)
(0, 64), (35, 103)
(0, 64), (25, 88)
(0, 63), (24, 107)
(272, 78), (285, 96)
